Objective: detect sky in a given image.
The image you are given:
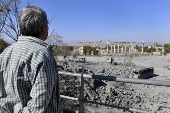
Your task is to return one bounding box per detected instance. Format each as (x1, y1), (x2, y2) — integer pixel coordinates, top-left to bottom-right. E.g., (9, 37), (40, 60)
(15, 0), (170, 46)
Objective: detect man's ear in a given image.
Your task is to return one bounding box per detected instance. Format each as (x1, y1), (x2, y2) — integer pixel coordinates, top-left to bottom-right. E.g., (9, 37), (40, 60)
(41, 24), (46, 33)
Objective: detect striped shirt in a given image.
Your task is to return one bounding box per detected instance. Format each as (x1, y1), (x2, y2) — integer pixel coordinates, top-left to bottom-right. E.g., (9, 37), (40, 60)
(0, 36), (59, 113)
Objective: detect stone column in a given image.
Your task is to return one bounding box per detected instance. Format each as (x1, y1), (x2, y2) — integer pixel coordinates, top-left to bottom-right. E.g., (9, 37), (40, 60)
(125, 45), (127, 53)
(121, 46), (124, 53)
(114, 44), (116, 53)
(73, 46), (76, 54)
(142, 42), (144, 54)
(118, 43), (119, 53)
(132, 43), (135, 53)
(111, 44), (113, 55)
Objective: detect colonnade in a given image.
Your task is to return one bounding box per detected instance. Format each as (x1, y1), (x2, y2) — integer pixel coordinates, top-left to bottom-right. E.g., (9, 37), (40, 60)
(84, 40), (102, 49)
(107, 41), (135, 54)
(73, 41), (138, 55)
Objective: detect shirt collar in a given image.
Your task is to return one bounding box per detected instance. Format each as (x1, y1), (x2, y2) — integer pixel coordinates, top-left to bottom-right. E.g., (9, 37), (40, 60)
(18, 36), (52, 49)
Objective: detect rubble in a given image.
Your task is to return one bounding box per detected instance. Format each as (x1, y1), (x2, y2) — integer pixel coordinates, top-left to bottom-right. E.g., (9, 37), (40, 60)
(57, 55), (170, 113)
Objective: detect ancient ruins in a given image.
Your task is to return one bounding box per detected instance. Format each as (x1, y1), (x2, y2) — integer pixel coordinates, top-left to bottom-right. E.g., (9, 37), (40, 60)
(73, 41), (144, 56)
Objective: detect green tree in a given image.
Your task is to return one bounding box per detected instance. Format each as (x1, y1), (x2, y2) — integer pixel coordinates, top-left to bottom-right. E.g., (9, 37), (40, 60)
(83, 46), (91, 55)
(83, 46), (99, 55)
(135, 45), (142, 52)
(164, 43), (170, 53)
(143, 46), (156, 53)
(0, 38), (9, 53)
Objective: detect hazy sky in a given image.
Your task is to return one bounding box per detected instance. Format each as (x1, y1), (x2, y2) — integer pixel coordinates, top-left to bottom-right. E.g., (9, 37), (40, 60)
(20, 0), (170, 45)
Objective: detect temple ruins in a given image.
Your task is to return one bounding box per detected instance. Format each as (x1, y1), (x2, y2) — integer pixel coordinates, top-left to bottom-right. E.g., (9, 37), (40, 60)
(73, 40), (136, 56)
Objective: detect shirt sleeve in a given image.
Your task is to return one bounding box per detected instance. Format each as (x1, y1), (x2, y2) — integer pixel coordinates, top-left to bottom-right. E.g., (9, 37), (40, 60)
(22, 58), (58, 113)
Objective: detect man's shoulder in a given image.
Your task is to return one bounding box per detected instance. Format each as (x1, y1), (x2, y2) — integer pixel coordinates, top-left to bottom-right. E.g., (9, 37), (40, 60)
(1, 40), (53, 61)
(4, 41), (49, 53)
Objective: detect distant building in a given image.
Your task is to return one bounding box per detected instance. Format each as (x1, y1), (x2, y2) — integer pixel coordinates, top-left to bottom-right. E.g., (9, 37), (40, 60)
(153, 42), (164, 51)
(73, 43), (84, 55)
(154, 46), (164, 51)
(148, 45), (152, 49)
(73, 41), (102, 56)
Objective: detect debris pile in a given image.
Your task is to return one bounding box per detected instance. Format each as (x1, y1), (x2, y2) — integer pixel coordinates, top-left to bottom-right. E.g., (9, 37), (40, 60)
(57, 56), (160, 112)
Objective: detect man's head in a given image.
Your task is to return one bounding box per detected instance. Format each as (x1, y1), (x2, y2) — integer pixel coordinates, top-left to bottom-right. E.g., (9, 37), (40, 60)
(18, 6), (48, 40)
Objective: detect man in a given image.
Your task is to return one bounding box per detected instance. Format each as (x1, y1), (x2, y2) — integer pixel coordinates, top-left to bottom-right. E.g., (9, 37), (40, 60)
(0, 6), (60, 113)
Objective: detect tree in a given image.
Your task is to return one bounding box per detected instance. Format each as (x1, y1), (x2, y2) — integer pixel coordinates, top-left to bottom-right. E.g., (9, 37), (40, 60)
(46, 32), (69, 56)
(83, 46), (99, 55)
(164, 43), (170, 53)
(135, 45), (142, 52)
(0, 4), (6, 33)
(46, 32), (63, 46)
(0, 38), (9, 53)
(143, 46), (156, 53)
(83, 46), (91, 55)
(0, 0), (21, 41)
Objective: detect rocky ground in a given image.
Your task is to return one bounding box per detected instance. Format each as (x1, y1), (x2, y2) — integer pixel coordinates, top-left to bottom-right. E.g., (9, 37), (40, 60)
(57, 54), (170, 113)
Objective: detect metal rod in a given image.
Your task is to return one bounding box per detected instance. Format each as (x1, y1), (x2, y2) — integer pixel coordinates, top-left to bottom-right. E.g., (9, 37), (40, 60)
(58, 71), (170, 87)
(63, 108), (78, 113)
(60, 95), (78, 101)
(60, 95), (153, 113)
(59, 71), (82, 77)
(83, 100), (154, 113)
(79, 73), (84, 113)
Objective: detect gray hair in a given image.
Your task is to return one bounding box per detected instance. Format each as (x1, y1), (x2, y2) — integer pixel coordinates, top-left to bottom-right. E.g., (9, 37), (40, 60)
(18, 6), (48, 37)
